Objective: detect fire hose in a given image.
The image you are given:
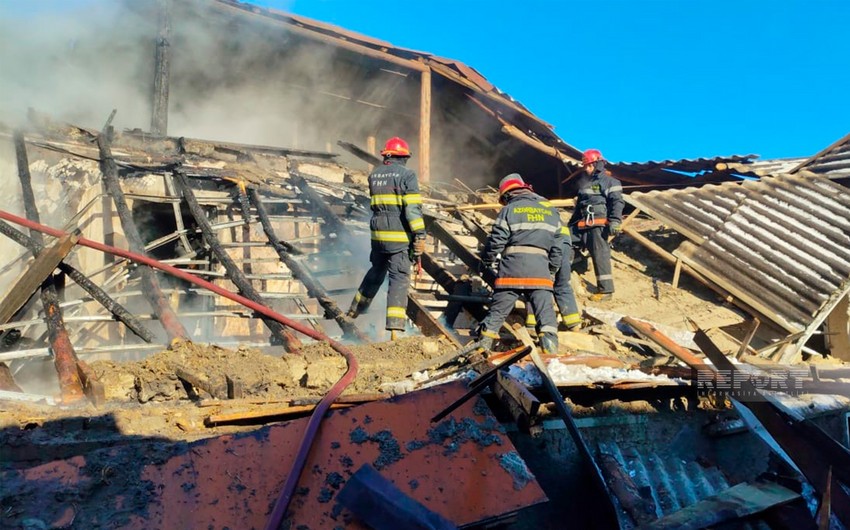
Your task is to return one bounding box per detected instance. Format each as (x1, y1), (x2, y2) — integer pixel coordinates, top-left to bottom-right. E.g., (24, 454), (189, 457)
(0, 209), (355, 530)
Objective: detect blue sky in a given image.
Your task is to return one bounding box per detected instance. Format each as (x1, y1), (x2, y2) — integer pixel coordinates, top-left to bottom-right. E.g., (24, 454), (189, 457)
(254, 0), (849, 163)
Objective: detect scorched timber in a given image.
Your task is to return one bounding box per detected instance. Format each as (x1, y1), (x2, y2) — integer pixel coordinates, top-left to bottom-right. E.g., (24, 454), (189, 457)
(248, 188), (368, 342)
(97, 124), (189, 343)
(0, 220), (155, 343)
(14, 131), (84, 402)
(173, 173), (301, 352)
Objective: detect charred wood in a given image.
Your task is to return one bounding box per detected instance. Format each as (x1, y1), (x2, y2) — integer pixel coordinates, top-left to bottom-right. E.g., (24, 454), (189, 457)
(14, 131), (84, 402)
(174, 173), (301, 352)
(97, 124), (188, 343)
(0, 220), (155, 342)
(248, 188), (368, 342)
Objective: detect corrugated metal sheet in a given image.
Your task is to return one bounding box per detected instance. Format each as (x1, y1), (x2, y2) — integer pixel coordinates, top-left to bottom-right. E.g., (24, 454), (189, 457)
(626, 174), (850, 333)
(566, 155), (761, 190)
(792, 132), (850, 179)
(722, 157), (807, 178)
(599, 441), (733, 528)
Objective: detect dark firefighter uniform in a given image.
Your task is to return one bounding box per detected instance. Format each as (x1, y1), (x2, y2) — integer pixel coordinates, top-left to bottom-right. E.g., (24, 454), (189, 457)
(479, 175), (563, 354)
(347, 156), (425, 331)
(525, 223), (580, 331)
(568, 158), (624, 296)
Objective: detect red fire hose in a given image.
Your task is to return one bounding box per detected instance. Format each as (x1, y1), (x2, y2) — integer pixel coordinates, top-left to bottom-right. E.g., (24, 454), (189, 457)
(0, 209), (357, 529)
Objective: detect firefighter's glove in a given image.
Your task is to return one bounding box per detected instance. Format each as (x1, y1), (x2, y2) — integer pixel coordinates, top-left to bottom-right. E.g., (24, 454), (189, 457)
(609, 222), (622, 236)
(412, 236), (426, 258)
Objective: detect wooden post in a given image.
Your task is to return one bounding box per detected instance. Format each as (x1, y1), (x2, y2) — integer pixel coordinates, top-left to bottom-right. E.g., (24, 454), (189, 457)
(151, 0), (171, 135)
(174, 173), (302, 352)
(419, 68), (431, 183)
(367, 135), (377, 172)
(825, 294), (850, 361)
(0, 220), (155, 342)
(97, 123), (189, 343)
(672, 258), (682, 289)
(14, 132), (85, 402)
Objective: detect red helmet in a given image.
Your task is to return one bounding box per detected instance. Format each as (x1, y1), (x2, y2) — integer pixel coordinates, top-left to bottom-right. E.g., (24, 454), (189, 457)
(381, 137), (411, 157)
(582, 149), (604, 166)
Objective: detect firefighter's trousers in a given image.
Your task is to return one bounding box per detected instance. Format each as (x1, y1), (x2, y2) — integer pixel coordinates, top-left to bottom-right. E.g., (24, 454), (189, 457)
(554, 243), (580, 327)
(481, 288), (558, 353)
(578, 226), (614, 294)
(350, 249), (411, 330)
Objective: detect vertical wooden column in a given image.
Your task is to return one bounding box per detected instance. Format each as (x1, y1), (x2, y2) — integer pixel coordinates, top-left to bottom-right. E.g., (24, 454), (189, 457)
(825, 294), (850, 361)
(151, 0), (171, 136)
(418, 68), (431, 183)
(366, 135), (377, 172)
(14, 132), (85, 402)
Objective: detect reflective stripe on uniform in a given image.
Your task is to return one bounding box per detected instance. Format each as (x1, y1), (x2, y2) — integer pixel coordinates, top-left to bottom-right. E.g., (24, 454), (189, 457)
(494, 277), (554, 289)
(504, 245), (549, 256)
(509, 222), (558, 232)
(598, 274), (613, 281)
(371, 230), (411, 242)
(540, 325), (558, 335)
(481, 329), (500, 339)
(387, 306), (406, 319)
(539, 201), (552, 207)
(560, 226), (570, 236)
(563, 313), (581, 326)
(526, 313), (537, 325)
(371, 194), (403, 206)
(402, 193), (422, 205)
(409, 218), (425, 231)
(607, 185), (623, 193)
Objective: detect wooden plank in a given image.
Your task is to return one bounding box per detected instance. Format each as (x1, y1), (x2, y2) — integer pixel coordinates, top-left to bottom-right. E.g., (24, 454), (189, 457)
(175, 366), (226, 400)
(825, 294), (850, 361)
(76, 360), (106, 407)
(671, 258), (682, 288)
(419, 68), (431, 183)
(406, 294), (462, 348)
(496, 370), (539, 417)
(637, 482), (799, 530)
(205, 402), (353, 425)
(0, 363), (23, 392)
(150, 0), (171, 135)
(597, 442), (657, 526)
(736, 317), (761, 360)
(0, 232), (78, 326)
(337, 464), (457, 530)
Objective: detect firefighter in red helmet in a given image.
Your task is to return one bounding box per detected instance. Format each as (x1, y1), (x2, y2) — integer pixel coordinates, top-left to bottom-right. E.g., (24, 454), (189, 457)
(568, 149), (624, 301)
(346, 137), (426, 339)
(475, 173), (563, 354)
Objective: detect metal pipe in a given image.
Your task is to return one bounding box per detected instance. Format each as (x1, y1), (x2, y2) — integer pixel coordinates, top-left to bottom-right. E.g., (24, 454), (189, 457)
(0, 208), (358, 527)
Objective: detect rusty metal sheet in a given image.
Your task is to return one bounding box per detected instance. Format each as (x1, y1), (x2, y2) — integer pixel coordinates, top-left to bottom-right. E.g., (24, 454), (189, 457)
(3, 381), (546, 529)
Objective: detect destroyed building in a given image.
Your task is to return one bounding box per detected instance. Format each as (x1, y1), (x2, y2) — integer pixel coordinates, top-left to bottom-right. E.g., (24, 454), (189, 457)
(1, 1), (849, 529)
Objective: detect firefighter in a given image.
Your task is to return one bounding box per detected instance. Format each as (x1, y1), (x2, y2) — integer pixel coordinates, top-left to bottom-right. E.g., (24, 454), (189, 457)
(477, 173), (563, 354)
(568, 149), (624, 301)
(346, 137), (426, 340)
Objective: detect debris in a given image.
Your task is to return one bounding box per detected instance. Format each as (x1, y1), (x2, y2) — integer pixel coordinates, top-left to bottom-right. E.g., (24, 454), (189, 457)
(337, 464), (457, 530)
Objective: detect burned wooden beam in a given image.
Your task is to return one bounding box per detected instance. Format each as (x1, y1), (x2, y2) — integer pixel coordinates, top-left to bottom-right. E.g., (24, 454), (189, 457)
(0, 232), (78, 326)
(597, 442), (657, 526)
(14, 131), (84, 403)
(175, 365), (226, 400)
(337, 140), (381, 166)
(0, 363), (23, 393)
(406, 294), (462, 348)
(248, 188), (367, 342)
(150, 0), (171, 135)
(174, 173), (301, 352)
(494, 370), (541, 434)
(426, 217), (496, 286)
(0, 220), (154, 343)
(97, 123), (189, 344)
(76, 360), (106, 407)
